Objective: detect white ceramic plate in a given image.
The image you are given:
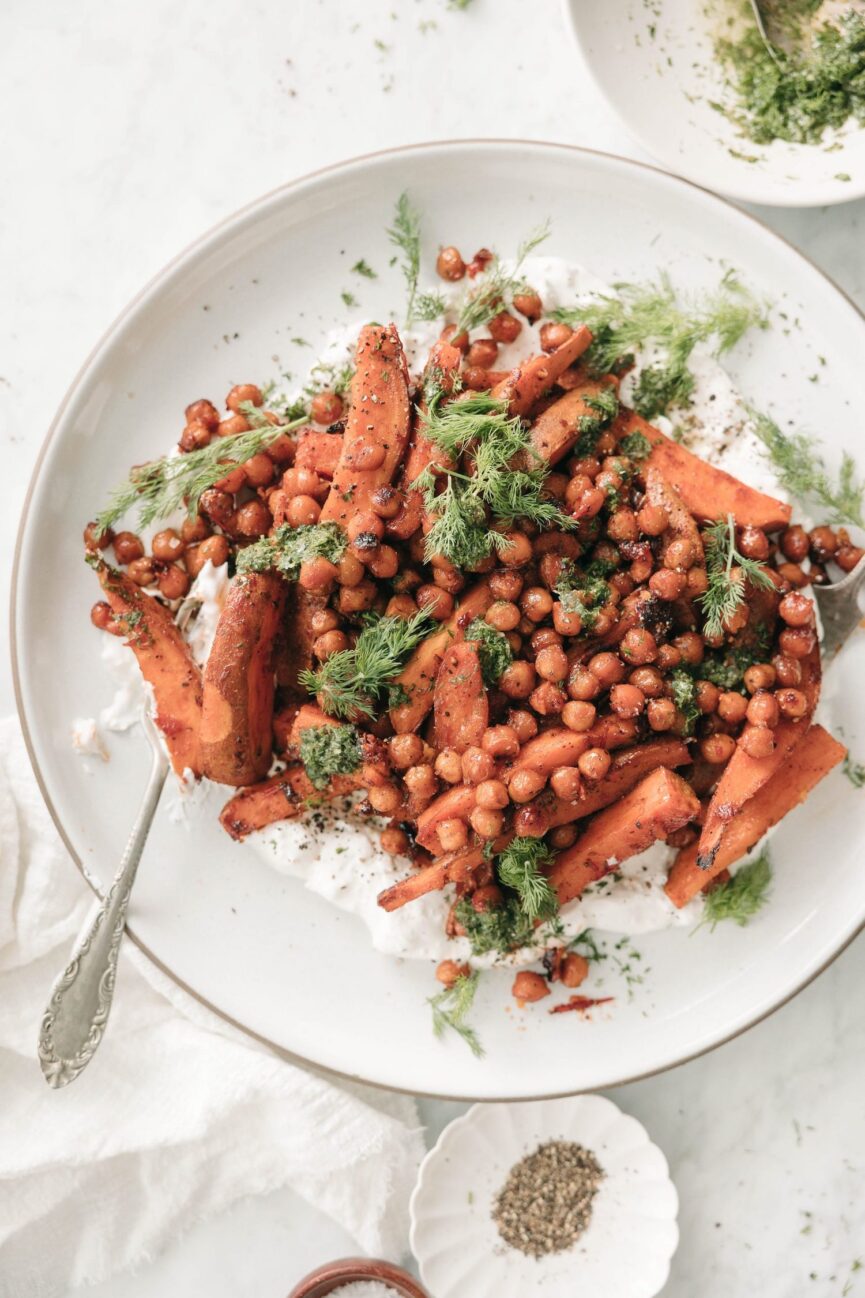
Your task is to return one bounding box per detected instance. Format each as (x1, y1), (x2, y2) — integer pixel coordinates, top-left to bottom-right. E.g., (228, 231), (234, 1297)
(12, 141), (865, 1099)
(410, 1096), (678, 1298)
(563, 0), (865, 206)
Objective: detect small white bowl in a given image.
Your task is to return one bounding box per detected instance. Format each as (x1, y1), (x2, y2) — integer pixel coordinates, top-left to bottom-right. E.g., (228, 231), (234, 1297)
(410, 1096), (678, 1298)
(563, 0), (865, 207)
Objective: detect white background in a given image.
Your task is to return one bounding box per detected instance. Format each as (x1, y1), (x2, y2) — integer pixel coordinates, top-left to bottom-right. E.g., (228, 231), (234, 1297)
(2, 1), (864, 1295)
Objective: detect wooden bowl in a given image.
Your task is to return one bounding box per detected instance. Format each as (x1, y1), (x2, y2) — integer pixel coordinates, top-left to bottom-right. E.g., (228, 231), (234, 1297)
(287, 1257), (429, 1298)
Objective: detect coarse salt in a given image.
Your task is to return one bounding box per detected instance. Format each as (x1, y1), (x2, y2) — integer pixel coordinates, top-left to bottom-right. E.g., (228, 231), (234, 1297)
(331, 1282), (404, 1297)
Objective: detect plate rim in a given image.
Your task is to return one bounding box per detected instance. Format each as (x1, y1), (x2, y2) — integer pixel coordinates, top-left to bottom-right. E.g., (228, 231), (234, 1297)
(11, 136), (865, 1101)
(560, 0), (865, 208)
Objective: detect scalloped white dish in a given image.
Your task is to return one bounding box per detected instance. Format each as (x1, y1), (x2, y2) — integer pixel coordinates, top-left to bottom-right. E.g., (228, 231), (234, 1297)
(410, 1096), (678, 1297)
(12, 140), (865, 1099)
(563, 0), (865, 207)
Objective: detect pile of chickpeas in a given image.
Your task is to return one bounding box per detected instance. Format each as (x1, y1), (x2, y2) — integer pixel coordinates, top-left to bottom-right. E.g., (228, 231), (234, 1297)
(86, 245), (864, 1001)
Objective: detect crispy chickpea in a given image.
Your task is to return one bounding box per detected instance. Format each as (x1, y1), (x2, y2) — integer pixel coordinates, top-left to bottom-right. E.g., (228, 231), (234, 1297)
(578, 748), (611, 781)
(235, 499), (273, 537)
(552, 603), (583, 637)
(700, 733), (736, 764)
(198, 534), (230, 567)
(664, 537), (696, 571)
(217, 413), (250, 438)
(520, 586), (554, 623)
(200, 488), (236, 531)
(489, 310), (522, 344)
(410, 584), (449, 622)
(485, 600), (521, 632)
(561, 700), (597, 732)
(184, 544), (205, 578)
(185, 398), (220, 430)
(148, 528), (184, 563)
(550, 766), (583, 801)
(513, 803), (550, 838)
(507, 709), (538, 743)
(227, 383), (262, 412)
(437, 819), (469, 853)
(550, 824), (578, 850)
(587, 652), (626, 688)
(656, 643), (682, 671)
(535, 645), (568, 682)
(781, 524), (810, 562)
(481, 725), (520, 759)
(366, 544), (399, 580)
(385, 592), (417, 619)
(636, 503), (668, 537)
(837, 544), (865, 573)
(436, 958), (470, 988)
(466, 337), (499, 369)
(628, 666), (664, 698)
(609, 682), (646, 717)
(739, 725), (775, 759)
(127, 556), (156, 586)
(539, 321), (573, 353)
(512, 971), (550, 1004)
(462, 747), (495, 785)
(530, 682), (567, 715)
(310, 390), (344, 426)
(775, 687), (809, 719)
(513, 289), (543, 320)
(83, 520), (113, 551)
(404, 764), (438, 801)
(336, 552), (365, 588)
(773, 653), (802, 687)
(243, 452), (275, 488)
(777, 561), (808, 589)
(489, 569), (524, 601)
(471, 882), (503, 914)
(476, 779), (509, 810)
(619, 628), (658, 665)
(461, 366), (493, 391)
(470, 806), (505, 839)
(367, 485), (400, 521)
(347, 512), (385, 544)
(283, 466), (324, 499)
(498, 531), (533, 567)
(572, 485), (608, 521)
(779, 626), (816, 659)
(388, 734), (424, 772)
(113, 531), (144, 565)
(179, 420), (213, 452)
(181, 514), (211, 545)
(647, 697), (678, 731)
(695, 680), (720, 714)
(214, 463), (247, 495)
(568, 666), (602, 701)
(435, 748), (464, 784)
(738, 525), (769, 561)
(778, 591), (814, 628)
(565, 472), (595, 509)
(743, 663), (776, 693)
(158, 564), (191, 601)
(718, 691), (748, 724)
(311, 608), (340, 635)
(381, 826), (410, 856)
(649, 569), (687, 602)
(338, 579), (377, 614)
(809, 525), (838, 562)
(312, 630), (348, 661)
(747, 691), (780, 728)
(531, 627), (563, 653)
(607, 508), (639, 544)
(368, 783), (402, 815)
(90, 600), (114, 630)
(508, 768), (547, 803)
(672, 631), (703, 667)
(560, 953), (589, 989)
(436, 245), (466, 280)
(500, 660), (537, 699)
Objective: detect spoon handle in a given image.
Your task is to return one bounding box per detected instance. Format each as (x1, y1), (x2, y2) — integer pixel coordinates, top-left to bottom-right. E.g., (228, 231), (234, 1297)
(38, 740), (169, 1088)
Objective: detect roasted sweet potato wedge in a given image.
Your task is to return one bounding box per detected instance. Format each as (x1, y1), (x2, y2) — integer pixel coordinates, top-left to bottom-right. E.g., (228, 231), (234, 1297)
(626, 411), (792, 532)
(546, 738), (692, 828)
(389, 580), (493, 733)
(97, 563), (203, 776)
(665, 723), (845, 907)
(201, 571), (286, 786)
(697, 644), (821, 869)
(528, 378), (618, 466)
(433, 641), (488, 755)
(491, 325), (593, 416)
(508, 728), (592, 776)
(547, 767), (700, 905)
(295, 430), (343, 477)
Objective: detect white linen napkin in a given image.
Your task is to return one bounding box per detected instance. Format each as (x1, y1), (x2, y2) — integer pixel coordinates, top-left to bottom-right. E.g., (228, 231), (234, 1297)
(0, 716), (424, 1298)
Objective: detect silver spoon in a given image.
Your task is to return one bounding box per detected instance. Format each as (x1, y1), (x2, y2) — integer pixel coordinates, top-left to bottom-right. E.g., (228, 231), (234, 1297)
(812, 552), (865, 658)
(38, 599), (200, 1089)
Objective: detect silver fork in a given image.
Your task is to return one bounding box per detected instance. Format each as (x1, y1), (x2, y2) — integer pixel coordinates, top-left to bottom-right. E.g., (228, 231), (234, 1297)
(38, 598), (200, 1089)
(812, 554), (865, 659)
(749, 0), (865, 59)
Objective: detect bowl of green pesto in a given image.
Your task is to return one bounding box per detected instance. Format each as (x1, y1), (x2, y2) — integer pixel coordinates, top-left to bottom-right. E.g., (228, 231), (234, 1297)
(564, 0), (865, 206)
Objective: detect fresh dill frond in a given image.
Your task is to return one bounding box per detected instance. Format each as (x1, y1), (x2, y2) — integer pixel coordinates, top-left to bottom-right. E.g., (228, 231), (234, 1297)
(454, 221), (551, 335)
(416, 391), (572, 568)
(496, 838), (558, 922)
(750, 409), (864, 528)
(465, 617), (513, 685)
(428, 971), (484, 1057)
(555, 565), (611, 630)
(94, 412), (306, 532)
(669, 669), (700, 736)
(387, 191), (422, 324)
(303, 359), (355, 399)
(453, 896), (537, 956)
(552, 272), (767, 418)
(414, 291), (448, 321)
(236, 522), (346, 578)
(843, 754), (865, 788)
(699, 849), (773, 930)
(341, 290), (358, 309)
(300, 607), (436, 720)
(700, 513), (774, 639)
(569, 928), (606, 963)
(351, 258), (377, 279)
(299, 724), (362, 790)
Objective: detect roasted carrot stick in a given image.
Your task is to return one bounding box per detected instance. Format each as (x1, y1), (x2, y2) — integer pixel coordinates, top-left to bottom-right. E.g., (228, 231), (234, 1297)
(434, 641), (488, 754)
(546, 737), (692, 828)
(416, 785), (479, 852)
(665, 723), (845, 907)
(377, 845), (486, 912)
(97, 562), (203, 776)
(644, 465), (705, 573)
(528, 377), (618, 466)
(547, 767), (700, 905)
(295, 430), (344, 477)
(491, 325), (593, 416)
(508, 728), (593, 776)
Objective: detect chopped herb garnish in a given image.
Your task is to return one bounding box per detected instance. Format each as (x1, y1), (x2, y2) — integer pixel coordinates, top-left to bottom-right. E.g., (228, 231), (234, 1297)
(669, 669), (700, 736)
(843, 754), (865, 788)
(304, 359), (355, 399)
(299, 724), (362, 790)
(618, 430), (652, 461)
(387, 192), (422, 324)
(555, 565), (611, 630)
(699, 849), (773, 930)
(454, 896), (537, 956)
(454, 222), (551, 335)
(574, 387), (621, 456)
(351, 259), (377, 279)
(236, 522), (347, 578)
(341, 290), (358, 309)
(496, 838), (558, 922)
(700, 513), (774, 639)
(750, 409), (864, 528)
(414, 290), (448, 321)
(428, 971), (484, 1057)
(465, 617), (513, 684)
(300, 607), (436, 720)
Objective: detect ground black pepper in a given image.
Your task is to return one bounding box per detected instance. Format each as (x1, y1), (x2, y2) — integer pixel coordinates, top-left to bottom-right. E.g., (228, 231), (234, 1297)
(492, 1139), (604, 1258)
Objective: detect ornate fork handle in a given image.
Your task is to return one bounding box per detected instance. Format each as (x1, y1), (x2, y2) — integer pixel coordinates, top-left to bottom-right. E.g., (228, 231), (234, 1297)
(38, 728), (169, 1088)
(812, 554), (865, 660)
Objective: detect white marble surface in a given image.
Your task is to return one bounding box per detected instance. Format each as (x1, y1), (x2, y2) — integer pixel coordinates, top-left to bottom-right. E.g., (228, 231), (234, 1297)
(1, 1), (864, 1295)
